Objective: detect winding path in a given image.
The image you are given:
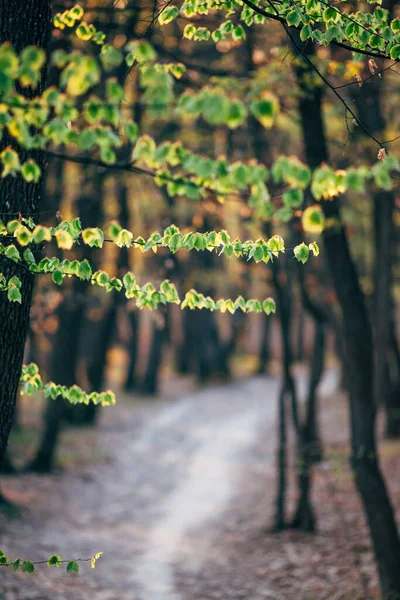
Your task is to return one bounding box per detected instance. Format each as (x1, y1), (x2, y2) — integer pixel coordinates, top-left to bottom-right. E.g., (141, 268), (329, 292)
(0, 371), (337, 600)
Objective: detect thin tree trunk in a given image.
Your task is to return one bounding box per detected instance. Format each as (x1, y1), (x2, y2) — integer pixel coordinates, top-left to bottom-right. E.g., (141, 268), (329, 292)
(271, 258), (298, 530)
(0, 0), (52, 467)
(258, 314), (271, 374)
(140, 312), (167, 396)
(294, 34), (400, 596)
(296, 309), (305, 361)
(124, 310), (139, 391)
(27, 284), (86, 472)
(290, 322), (325, 532)
(387, 323), (400, 437)
(350, 1), (397, 437)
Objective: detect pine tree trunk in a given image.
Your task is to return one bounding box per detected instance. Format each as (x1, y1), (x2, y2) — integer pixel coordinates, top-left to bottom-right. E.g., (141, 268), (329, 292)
(0, 0), (51, 467)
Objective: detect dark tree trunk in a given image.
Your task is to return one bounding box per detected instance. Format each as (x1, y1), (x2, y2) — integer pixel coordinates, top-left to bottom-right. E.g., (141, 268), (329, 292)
(294, 34), (400, 596)
(258, 313), (271, 374)
(386, 382), (400, 438)
(275, 377), (288, 532)
(387, 325), (400, 437)
(140, 313), (167, 396)
(297, 260), (326, 462)
(296, 309), (305, 362)
(74, 300), (117, 426)
(350, 10), (397, 437)
(271, 259), (298, 531)
(0, 0), (52, 467)
(290, 322), (325, 532)
(372, 190), (394, 419)
(124, 310), (139, 391)
(178, 303), (221, 381)
(27, 284), (86, 472)
(1, 451), (17, 475)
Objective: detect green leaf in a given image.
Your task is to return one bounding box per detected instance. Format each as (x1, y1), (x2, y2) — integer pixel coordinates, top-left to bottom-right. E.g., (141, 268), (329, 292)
(253, 245), (265, 263)
(12, 559), (21, 572)
(232, 25), (246, 41)
(302, 205), (325, 234)
(263, 297), (276, 315)
(282, 188), (304, 208)
(124, 121), (139, 143)
(7, 286), (22, 303)
(159, 5), (179, 25)
(78, 259), (92, 280)
(390, 44), (400, 60)
(250, 94), (279, 129)
(294, 242), (310, 264)
(286, 10), (301, 26)
(21, 560), (35, 574)
(0, 133), (18, 160)
(82, 227), (104, 248)
(21, 160), (41, 183)
(55, 229), (74, 250)
(5, 244), (21, 261)
(300, 24), (313, 41)
(66, 560), (79, 575)
(52, 269), (64, 286)
(227, 99), (247, 129)
(47, 554), (62, 568)
(116, 229), (133, 248)
(33, 225), (52, 244)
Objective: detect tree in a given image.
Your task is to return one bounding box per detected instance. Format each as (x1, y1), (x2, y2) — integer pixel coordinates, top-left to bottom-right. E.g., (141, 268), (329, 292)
(0, 0), (52, 467)
(0, 1), (399, 596)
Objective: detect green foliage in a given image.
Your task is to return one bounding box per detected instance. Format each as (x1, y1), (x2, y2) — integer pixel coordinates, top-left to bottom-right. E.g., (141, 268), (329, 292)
(0, 547), (102, 575)
(164, 0), (400, 62)
(1, 218), (320, 306)
(0, 273), (22, 303)
(20, 363), (116, 406)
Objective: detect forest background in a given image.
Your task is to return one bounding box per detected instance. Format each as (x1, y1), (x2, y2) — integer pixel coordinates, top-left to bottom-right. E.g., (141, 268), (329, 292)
(0, 0), (399, 598)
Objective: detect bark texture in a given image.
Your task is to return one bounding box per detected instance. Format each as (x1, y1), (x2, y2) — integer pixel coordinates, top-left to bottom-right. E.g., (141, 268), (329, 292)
(0, 0), (52, 466)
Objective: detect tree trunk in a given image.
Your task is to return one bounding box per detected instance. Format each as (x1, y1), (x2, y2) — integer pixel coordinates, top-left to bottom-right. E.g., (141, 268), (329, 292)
(124, 310), (139, 391)
(0, 0), (52, 467)
(27, 284), (86, 472)
(350, 7), (397, 437)
(290, 321), (325, 532)
(258, 314), (271, 374)
(140, 312), (167, 396)
(294, 34), (400, 596)
(296, 308), (305, 362)
(387, 324), (400, 437)
(271, 258), (298, 530)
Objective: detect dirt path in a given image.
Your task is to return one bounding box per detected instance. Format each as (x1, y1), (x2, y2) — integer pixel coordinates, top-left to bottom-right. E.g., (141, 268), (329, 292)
(0, 372), (337, 600)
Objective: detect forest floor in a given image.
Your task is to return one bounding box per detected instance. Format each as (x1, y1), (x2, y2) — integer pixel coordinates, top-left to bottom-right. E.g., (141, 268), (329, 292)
(1, 369), (400, 600)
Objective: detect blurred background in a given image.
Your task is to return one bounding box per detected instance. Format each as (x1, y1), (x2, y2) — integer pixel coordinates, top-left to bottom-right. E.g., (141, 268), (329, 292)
(0, 0), (400, 599)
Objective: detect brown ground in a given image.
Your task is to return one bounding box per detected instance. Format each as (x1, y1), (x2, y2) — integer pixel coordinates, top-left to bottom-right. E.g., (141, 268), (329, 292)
(0, 370), (399, 600)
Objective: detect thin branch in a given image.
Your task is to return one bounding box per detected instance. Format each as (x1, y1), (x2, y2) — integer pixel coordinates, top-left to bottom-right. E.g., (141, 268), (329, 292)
(240, 0), (394, 61)
(334, 62), (397, 90)
(263, 0), (386, 148)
